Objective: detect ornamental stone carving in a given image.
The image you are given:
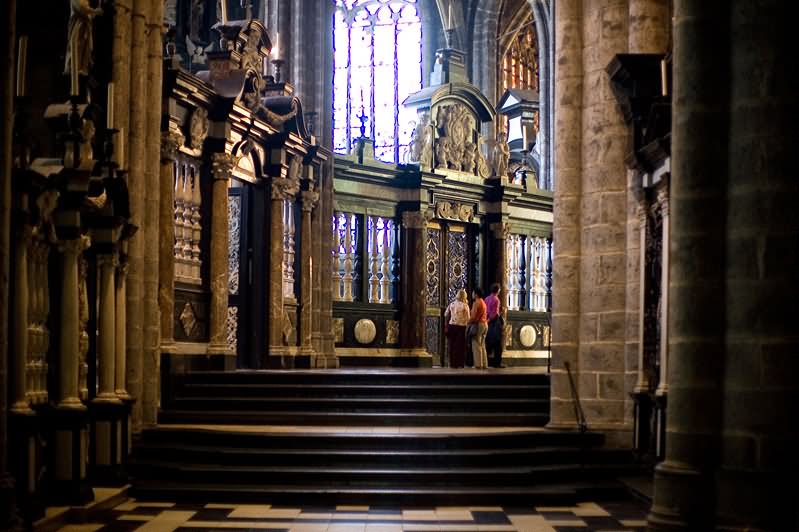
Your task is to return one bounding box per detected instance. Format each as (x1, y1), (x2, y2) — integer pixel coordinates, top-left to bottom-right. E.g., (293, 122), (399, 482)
(188, 107), (209, 150)
(490, 222), (511, 240)
(211, 152), (235, 181)
(385, 320), (399, 345)
(435, 201), (474, 223)
(179, 302), (197, 337)
(354, 319), (377, 345)
(301, 190), (319, 212)
(519, 325), (537, 348)
(333, 318), (344, 343)
(494, 130), (510, 179)
(161, 129), (185, 162)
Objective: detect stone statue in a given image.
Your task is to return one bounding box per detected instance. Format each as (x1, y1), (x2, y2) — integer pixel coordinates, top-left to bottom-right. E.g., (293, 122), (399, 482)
(186, 36), (213, 66)
(462, 142), (476, 174)
(406, 120), (420, 163)
(435, 137), (451, 169)
(65, 0), (103, 77)
(79, 118), (96, 165)
(494, 130), (510, 179)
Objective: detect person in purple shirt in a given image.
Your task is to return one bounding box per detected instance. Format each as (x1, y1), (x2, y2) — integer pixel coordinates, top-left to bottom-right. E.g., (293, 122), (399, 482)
(484, 283), (504, 368)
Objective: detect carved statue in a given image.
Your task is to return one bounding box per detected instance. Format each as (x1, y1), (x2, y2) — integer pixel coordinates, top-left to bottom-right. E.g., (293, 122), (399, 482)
(462, 142), (476, 174)
(64, 0), (103, 77)
(435, 137), (451, 169)
(189, 108), (209, 149)
(79, 118), (95, 165)
(450, 142), (463, 171)
(186, 36), (213, 65)
(406, 120), (420, 163)
(494, 130), (510, 179)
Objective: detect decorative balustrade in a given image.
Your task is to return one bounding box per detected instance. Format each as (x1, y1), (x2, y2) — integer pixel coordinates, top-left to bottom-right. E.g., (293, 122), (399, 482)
(332, 212), (398, 305)
(506, 233), (552, 312)
(282, 199), (297, 299)
(27, 236), (50, 405)
(174, 159), (203, 284)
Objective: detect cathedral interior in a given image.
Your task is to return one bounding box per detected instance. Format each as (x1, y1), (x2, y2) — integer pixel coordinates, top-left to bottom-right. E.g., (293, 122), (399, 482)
(0, 0), (796, 531)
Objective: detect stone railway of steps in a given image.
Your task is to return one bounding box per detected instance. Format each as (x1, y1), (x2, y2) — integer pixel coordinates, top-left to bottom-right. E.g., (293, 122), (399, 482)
(130, 369), (638, 505)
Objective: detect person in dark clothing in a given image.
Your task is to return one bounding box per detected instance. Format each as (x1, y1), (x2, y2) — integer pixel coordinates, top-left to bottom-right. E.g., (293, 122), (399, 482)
(485, 283), (504, 368)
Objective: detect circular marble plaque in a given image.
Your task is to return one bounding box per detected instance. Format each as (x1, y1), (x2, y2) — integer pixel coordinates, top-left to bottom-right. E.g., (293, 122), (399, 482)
(354, 319), (377, 345)
(519, 325), (537, 348)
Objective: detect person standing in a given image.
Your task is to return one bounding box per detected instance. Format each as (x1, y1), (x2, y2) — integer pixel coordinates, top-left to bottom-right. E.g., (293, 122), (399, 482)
(485, 283), (504, 368)
(444, 289), (470, 368)
(468, 288), (488, 369)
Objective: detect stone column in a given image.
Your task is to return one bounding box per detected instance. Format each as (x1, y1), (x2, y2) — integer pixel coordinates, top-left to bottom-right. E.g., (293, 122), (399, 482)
(112, 0), (132, 166)
(648, 0), (730, 529)
(208, 153), (234, 353)
(716, 1), (797, 528)
(159, 130), (184, 351)
(299, 189), (318, 356)
(310, 177), (323, 353)
(549, 0), (584, 427)
(94, 254), (120, 403)
(400, 211), (427, 356)
(115, 254), (130, 399)
(126, 0), (148, 431)
(628, 0), (670, 53)
(10, 223), (32, 413)
(140, 0), (164, 428)
(57, 236), (90, 410)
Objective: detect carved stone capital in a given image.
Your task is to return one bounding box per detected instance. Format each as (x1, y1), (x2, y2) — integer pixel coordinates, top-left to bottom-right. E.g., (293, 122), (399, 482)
(271, 177), (300, 201)
(636, 202), (648, 226)
(490, 222), (511, 240)
(97, 253), (119, 270)
(211, 152), (235, 181)
(656, 187), (670, 217)
(301, 190), (319, 212)
(401, 210), (429, 229)
(160, 130), (185, 162)
(58, 234), (91, 257)
(117, 256), (130, 278)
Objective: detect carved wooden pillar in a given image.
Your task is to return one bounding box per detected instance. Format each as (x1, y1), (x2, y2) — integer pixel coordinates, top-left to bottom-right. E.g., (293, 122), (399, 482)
(400, 211), (427, 357)
(208, 153), (234, 355)
(299, 188), (318, 355)
(159, 130), (183, 352)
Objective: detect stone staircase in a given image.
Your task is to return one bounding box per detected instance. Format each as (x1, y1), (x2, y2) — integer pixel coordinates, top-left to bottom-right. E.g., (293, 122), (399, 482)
(130, 369), (637, 505)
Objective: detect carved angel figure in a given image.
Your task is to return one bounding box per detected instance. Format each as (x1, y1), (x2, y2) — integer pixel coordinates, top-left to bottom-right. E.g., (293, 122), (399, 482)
(186, 36), (213, 65)
(462, 142), (477, 174)
(65, 0), (103, 76)
(494, 130), (510, 178)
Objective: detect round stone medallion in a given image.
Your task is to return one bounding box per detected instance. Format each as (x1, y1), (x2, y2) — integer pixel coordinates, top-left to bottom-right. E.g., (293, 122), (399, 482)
(354, 319), (377, 345)
(519, 325), (537, 348)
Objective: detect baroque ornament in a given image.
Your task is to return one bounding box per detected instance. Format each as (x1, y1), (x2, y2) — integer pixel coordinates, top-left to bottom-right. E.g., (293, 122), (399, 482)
(333, 318), (344, 343)
(385, 320), (400, 345)
(179, 302), (197, 337)
(354, 319), (377, 345)
(161, 129), (185, 162)
(435, 201), (474, 223)
(519, 324), (537, 348)
(188, 107), (209, 150)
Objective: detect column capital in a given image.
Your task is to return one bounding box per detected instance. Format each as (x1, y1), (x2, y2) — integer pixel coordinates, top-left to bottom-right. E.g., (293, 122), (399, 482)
(657, 186), (670, 216)
(271, 176), (300, 201)
(97, 253), (119, 269)
(58, 234), (91, 257)
(301, 190), (319, 212)
(401, 210), (429, 229)
(210, 152), (235, 181)
(160, 129), (185, 162)
(490, 222), (511, 240)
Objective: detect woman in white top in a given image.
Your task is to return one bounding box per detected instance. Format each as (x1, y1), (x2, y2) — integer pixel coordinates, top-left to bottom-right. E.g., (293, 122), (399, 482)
(444, 289), (470, 368)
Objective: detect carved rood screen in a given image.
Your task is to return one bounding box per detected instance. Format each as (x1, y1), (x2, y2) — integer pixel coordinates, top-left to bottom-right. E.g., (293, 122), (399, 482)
(333, 0), (423, 163)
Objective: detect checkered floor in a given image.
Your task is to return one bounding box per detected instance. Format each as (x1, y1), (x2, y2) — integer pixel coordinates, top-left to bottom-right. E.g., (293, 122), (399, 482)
(56, 499), (650, 531)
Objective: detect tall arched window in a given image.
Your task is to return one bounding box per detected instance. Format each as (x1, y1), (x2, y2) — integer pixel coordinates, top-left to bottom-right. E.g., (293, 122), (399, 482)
(333, 0), (423, 163)
(501, 19), (539, 94)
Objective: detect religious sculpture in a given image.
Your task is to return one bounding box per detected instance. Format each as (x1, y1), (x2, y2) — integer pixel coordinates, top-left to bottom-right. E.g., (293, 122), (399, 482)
(188, 107), (209, 149)
(435, 137), (451, 169)
(494, 130), (510, 179)
(186, 36), (213, 66)
(462, 142), (476, 174)
(65, 0), (103, 77)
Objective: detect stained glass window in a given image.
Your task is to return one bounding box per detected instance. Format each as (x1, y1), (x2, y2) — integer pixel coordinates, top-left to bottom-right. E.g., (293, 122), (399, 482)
(333, 0), (423, 163)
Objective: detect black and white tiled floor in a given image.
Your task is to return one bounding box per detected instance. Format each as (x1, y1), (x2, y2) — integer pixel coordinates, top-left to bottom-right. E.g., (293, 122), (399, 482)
(56, 500), (650, 532)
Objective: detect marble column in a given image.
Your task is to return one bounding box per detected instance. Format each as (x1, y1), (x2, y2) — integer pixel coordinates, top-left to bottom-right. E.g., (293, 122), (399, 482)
(94, 254), (120, 403)
(268, 169), (293, 362)
(549, 0), (583, 427)
(299, 189), (318, 356)
(208, 153), (234, 353)
(159, 130), (184, 352)
(648, 0), (729, 529)
(10, 222), (32, 413)
(490, 222), (509, 338)
(633, 204), (648, 393)
(112, 0), (132, 166)
(57, 236), (90, 411)
(126, 0), (148, 431)
(310, 177), (323, 354)
(400, 211), (427, 356)
(655, 184), (669, 397)
(115, 253), (130, 399)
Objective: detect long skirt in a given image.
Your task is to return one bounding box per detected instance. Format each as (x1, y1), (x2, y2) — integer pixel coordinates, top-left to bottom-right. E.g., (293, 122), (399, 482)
(446, 324), (467, 368)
